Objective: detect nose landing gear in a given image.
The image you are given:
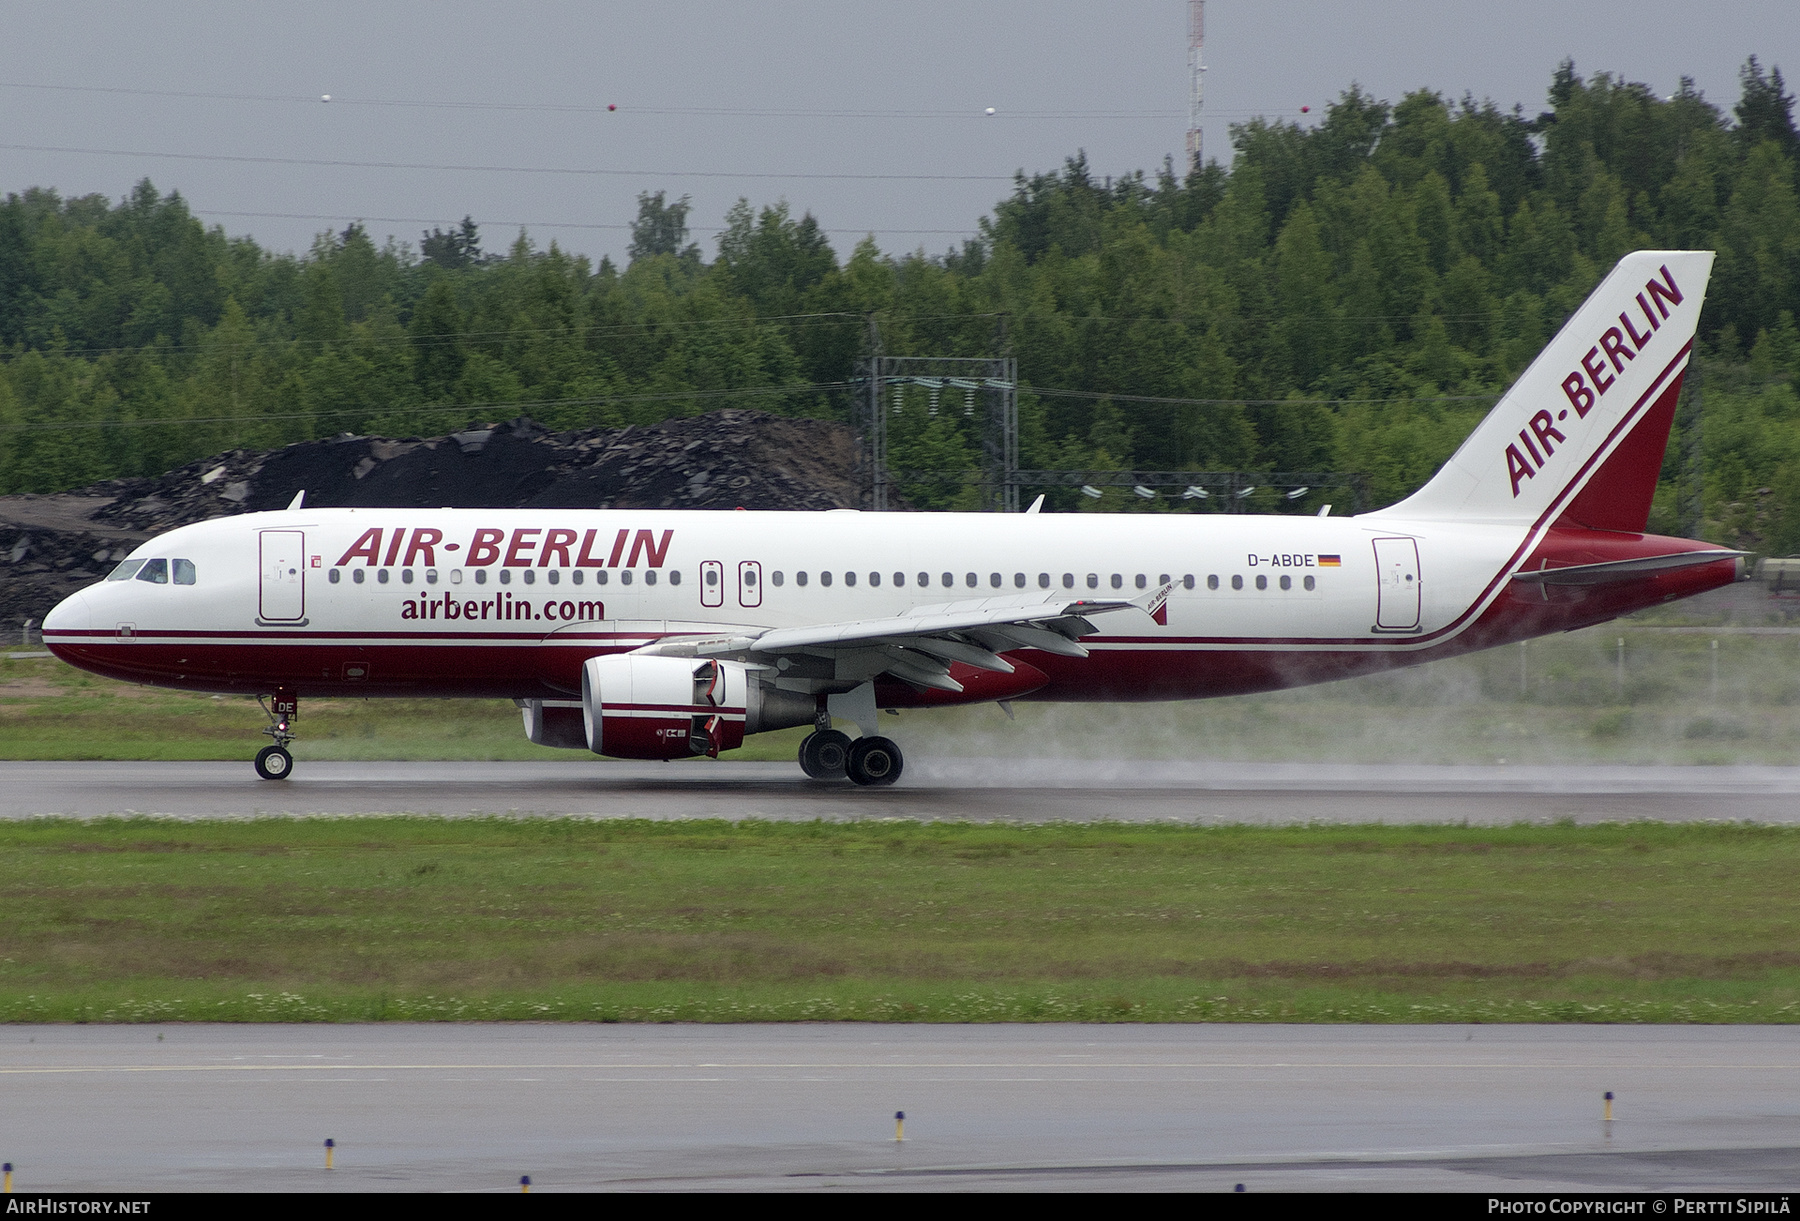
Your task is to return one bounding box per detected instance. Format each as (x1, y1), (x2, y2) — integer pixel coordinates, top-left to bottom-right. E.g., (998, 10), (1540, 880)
(255, 687), (297, 780)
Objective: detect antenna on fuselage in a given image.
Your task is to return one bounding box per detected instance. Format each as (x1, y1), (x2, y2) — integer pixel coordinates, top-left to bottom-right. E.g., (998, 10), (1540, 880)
(287, 490), (306, 510)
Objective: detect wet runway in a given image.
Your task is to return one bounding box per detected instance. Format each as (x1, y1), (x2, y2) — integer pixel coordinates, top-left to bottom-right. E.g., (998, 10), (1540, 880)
(4, 758), (1800, 823)
(2, 1024), (1796, 1192)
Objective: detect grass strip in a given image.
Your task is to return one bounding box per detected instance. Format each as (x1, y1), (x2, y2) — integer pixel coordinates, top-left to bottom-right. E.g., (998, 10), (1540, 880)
(3, 817), (1797, 1023)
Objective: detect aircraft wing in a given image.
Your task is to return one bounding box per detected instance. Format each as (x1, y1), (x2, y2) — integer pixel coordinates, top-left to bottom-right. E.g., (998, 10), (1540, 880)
(636, 587), (1167, 694)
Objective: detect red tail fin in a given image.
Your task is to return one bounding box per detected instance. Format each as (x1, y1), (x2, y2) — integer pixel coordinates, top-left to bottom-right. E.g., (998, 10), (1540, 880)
(1552, 366), (1687, 534)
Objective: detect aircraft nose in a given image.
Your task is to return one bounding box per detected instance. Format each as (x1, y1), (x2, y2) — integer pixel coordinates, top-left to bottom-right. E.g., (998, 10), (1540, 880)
(43, 589), (91, 633)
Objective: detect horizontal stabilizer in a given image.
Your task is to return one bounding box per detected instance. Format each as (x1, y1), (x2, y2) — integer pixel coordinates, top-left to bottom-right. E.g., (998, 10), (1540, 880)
(1510, 549), (1742, 585)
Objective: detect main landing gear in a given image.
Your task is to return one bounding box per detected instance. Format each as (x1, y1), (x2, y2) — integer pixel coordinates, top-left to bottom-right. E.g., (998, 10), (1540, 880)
(255, 687), (298, 780)
(798, 714), (903, 787)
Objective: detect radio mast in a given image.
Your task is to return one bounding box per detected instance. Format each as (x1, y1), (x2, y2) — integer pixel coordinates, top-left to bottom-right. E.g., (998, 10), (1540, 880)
(1185, 0), (1205, 171)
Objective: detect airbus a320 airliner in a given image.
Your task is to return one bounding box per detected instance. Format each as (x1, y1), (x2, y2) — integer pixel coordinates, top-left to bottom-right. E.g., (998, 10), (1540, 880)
(43, 250), (1737, 786)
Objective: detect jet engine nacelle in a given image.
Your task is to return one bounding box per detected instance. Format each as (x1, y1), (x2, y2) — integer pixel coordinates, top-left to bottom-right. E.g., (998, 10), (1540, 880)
(577, 654), (813, 760)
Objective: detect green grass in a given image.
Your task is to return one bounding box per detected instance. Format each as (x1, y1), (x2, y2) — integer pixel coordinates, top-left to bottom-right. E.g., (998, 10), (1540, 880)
(4, 817), (1798, 1023)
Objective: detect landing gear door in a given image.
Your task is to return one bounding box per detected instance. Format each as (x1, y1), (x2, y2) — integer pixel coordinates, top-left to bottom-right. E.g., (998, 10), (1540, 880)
(259, 530), (306, 622)
(700, 560), (724, 608)
(738, 560), (762, 608)
(1372, 537), (1421, 631)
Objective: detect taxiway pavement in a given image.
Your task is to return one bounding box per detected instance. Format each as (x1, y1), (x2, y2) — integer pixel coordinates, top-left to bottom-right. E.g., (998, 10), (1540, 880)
(3, 758), (1798, 822)
(1, 1024), (1796, 1192)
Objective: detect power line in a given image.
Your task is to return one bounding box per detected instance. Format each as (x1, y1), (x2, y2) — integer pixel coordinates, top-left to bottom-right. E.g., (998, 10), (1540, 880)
(1020, 386), (1503, 406)
(0, 312), (869, 362)
(0, 381), (857, 433)
(0, 80), (1265, 119)
(192, 209), (978, 238)
(0, 141), (1017, 182)
(0, 379), (1511, 435)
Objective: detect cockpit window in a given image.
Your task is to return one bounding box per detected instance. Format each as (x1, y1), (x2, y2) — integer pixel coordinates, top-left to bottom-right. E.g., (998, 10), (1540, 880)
(106, 559), (146, 582)
(134, 558), (169, 584)
(172, 559), (196, 585)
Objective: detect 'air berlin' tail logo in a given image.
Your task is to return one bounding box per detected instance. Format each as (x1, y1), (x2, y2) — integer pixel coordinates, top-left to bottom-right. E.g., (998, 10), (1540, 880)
(1506, 264), (1685, 498)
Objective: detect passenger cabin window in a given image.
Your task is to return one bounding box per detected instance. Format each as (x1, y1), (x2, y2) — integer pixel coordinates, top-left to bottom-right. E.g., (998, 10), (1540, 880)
(1038, 573), (1050, 589)
(1256, 574), (1268, 590)
(797, 571), (808, 587)
(820, 571), (833, 587)
(1014, 573), (1026, 588)
(1230, 575), (1243, 590)
(965, 573), (977, 588)
(329, 569), (341, 584)
(1203, 575), (1215, 590)
(1086, 574), (1099, 589)
(107, 559), (146, 581)
(1304, 575), (1316, 591)
(1110, 574), (1123, 590)
(843, 571), (855, 587)
(135, 558), (168, 584)
(941, 573), (953, 588)
(669, 570), (681, 586)
(1134, 574), (1146, 590)
(1063, 573), (1074, 589)
(1184, 575), (1197, 590)
(595, 570), (608, 585)
(869, 572), (881, 587)
(172, 559), (196, 585)
(620, 571), (634, 585)
(1280, 575), (1292, 591)
(645, 571), (658, 586)
(772, 571), (785, 587)
(893, 572), (905, 587)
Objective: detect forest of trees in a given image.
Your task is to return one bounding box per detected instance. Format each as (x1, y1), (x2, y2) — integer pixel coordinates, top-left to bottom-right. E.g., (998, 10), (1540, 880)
(3, 59), (1800, 548)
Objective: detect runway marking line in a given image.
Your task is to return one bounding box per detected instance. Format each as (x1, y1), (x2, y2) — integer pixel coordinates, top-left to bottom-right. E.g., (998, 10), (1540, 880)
(4, 1061), (1799, 1075)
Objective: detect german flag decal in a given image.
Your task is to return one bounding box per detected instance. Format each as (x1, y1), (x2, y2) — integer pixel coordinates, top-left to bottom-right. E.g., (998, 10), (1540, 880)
(1317, 554), (1342, 567)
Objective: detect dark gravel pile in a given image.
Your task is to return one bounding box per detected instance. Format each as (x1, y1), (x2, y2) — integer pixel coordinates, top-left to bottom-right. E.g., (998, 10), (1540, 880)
(0, 409), (871, 634)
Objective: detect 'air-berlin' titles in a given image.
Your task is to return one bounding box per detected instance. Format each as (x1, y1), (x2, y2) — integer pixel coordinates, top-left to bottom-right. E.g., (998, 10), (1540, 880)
(1505, 264), (1686, 498)
(335, 527), (674, 568)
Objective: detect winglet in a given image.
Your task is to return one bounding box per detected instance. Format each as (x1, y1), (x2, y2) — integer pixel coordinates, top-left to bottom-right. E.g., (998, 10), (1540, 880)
(1024, 494), (1045, 515)
(287, 490), (306, 510)
(1131, 581), (1175, 626)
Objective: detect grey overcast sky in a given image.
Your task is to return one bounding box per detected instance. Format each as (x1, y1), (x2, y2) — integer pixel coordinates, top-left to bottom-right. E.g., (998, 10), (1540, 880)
(1, 2), (1794, 264)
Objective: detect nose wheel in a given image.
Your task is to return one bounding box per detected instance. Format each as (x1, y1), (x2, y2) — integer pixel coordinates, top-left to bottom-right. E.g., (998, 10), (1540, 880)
(256, 689), (298, 780)
(254, 745), (293, 780)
